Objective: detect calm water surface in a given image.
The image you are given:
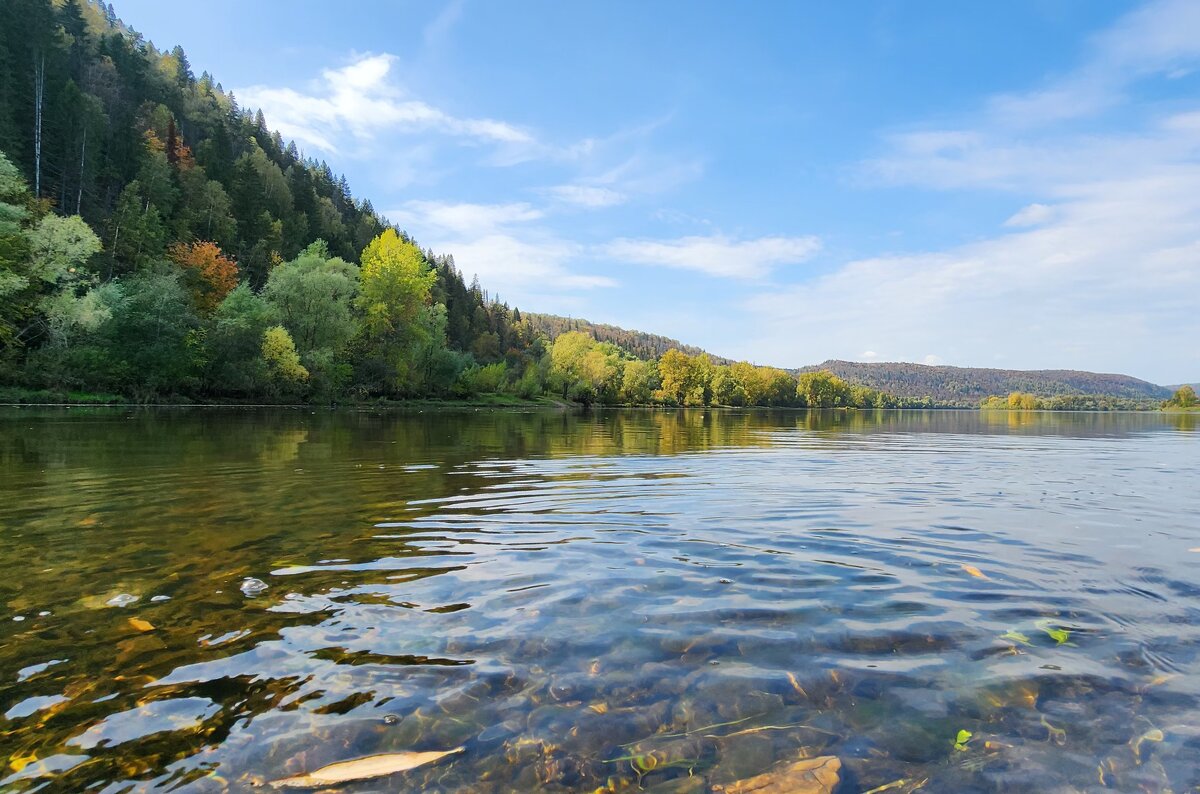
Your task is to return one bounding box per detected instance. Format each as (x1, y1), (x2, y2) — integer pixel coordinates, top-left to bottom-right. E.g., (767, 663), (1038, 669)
(0, 408), (1197, 792)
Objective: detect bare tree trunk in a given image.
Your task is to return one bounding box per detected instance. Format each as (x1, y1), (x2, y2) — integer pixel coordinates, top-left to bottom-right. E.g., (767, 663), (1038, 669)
(109, 217), (120, 279)
(33, 53), (45, 198)
(76, 128), (86, 214)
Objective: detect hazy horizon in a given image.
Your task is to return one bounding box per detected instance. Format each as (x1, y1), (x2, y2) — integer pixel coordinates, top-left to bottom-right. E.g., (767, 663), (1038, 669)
(114, 0), (1200, 383)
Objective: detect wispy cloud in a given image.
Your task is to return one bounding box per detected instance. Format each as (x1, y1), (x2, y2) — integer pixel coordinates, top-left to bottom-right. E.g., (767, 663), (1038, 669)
(446, 235), (615, 295)
(604, 234), (821, 279)
(727, 1), (1200, 382)
(1004, 203), (1056, 228)
(422, 0), (465, 49)
(741, 112), (1200, 380)
(987, 0), (1200, 127)
(236, 53), (533, 155)
(386, 200), (614, 306)
(541, 185), (627, 208)
(385, 200), (543, 237)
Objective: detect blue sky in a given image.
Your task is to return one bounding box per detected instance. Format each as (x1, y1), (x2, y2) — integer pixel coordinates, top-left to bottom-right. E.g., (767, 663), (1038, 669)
(116, 0), (1199, 383)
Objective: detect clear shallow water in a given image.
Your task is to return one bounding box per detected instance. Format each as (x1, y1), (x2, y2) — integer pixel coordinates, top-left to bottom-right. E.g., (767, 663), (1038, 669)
(0, 407), (1197, 793)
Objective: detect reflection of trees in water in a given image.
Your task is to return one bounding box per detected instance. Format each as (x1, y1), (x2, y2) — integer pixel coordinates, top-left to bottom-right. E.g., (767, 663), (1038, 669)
(0, 407), (1194, 791)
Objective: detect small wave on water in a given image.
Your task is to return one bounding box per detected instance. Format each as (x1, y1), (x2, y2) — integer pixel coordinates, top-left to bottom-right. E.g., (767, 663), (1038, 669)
(0, 408), (1197, 792)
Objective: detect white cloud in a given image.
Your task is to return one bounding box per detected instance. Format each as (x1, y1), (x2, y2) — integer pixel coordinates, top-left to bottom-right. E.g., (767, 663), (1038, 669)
(740, 155), (1200, 380)
(236, 53), (532, 155)
(541, 185), (627, 208)
(985, 0), (1200, 128)
(604, 234), (821, 279)
(422, 0), (465, 48)
(385, 201), (543, 237)
(590, 153), (706, 195)
(734, 2), (1200, 382)
(444, 234), (616, 299)
(1004, 203), (1056, 227)
(385, 200), (613, 305)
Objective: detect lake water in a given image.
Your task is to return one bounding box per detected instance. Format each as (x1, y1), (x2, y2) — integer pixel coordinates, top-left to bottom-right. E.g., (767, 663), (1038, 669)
(0, 408), (1197, 792)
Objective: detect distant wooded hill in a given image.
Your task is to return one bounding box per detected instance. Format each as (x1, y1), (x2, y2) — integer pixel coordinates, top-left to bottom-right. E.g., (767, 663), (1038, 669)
(524, 315), (1174, 406)
(799, 360), (1171, 405)
(523, 313), (731, 364)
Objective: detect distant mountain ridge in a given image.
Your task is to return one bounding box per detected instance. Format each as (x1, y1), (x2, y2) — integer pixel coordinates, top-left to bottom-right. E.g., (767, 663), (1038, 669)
(524, 315), (1172, 405)
(799, 360), (1171, 405)
(523, 313), (731, 364)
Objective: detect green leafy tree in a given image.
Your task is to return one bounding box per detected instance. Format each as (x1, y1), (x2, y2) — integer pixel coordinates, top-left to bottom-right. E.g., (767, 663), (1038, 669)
(108, 180), (168, 270)
(27, 213), (101, 282)
(263, 241), (358, 356)
(0, 151), (33, 351)
(262, 324), (308, 392)
(102, 269), (199, 397)
(656, 349), (713, 406)
(548, 331), (624, 402)
(797, 370), (853, 408)
(711, 365), (746, 406)
(620, 359), (659, 404)
(204, 283), (277, 395)
(1166, 385), (1197, 408)
(356, 229), (437, 393)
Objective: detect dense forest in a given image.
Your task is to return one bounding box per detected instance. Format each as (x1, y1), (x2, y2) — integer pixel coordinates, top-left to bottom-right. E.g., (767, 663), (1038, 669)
(802, 360), (1171, 407)
(978, 392), (1163, 411)
(0, 0), (543, 402)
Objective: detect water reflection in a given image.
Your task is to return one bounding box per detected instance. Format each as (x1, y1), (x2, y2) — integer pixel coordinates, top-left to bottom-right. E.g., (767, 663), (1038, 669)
(0, 408), (1196, 791)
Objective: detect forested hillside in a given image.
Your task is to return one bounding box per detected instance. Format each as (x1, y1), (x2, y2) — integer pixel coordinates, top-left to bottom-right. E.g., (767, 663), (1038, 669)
(523, 313), (728, 363)
(0, 0), (539, 400)
(0, 0), (925, 410)
(801, 360), (1171, 406)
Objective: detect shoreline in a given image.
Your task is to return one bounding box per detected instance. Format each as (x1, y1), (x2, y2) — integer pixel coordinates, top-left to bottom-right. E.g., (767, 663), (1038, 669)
(0, 400), (1179, 414)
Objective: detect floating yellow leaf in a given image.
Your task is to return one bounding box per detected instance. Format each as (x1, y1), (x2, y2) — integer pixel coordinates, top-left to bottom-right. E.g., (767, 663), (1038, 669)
(128, 618), (155, 632)
(1144, 674), (1176, 690)
(953, 729), (973, 751)
(1034, 619), (1075, 646)
(270, 748), (464, 789)
(961, 564), (989, 580)
(589, 702), (609, 714)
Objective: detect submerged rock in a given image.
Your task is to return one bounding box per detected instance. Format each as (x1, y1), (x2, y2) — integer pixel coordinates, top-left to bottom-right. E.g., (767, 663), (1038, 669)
(240, 578), (269, 597)
(713, 755), (841, 794)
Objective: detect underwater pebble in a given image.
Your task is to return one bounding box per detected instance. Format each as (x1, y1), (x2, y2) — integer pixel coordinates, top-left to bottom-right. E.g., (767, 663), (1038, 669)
(105, 594), (139, 608)
(37, 611), (50, 616)
(13, 615), (25, 622)
(150, 595), (171, 602)
(240, 578), (269, 597)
